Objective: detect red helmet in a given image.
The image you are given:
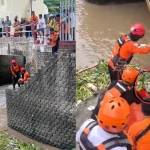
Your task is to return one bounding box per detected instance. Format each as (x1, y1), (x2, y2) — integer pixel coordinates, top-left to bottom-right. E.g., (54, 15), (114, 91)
(11, 60), (16, 65)
(130, 23), (145, 37)
(21, 67), (26, 72)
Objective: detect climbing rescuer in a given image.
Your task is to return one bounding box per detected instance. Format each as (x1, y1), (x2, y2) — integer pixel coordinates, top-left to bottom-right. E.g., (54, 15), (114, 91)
(76, 97), (132, 150)
(18, 67), (30, 84)
(10, 60), (21, 90)
(128, 102), (150, 150)
(91, 67), (139, 120)
(108, 23), (150, 81)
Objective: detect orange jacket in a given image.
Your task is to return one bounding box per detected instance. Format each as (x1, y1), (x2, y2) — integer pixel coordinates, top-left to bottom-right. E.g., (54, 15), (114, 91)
(103, 80), (130, 102)
(109, 35), (150, 69)
(30, 15), (38, 24)
(10, 64), (21, 75)
(51, 32), (58, 47)
(128, 118), (150, 150)
(23, 71), (30, 82)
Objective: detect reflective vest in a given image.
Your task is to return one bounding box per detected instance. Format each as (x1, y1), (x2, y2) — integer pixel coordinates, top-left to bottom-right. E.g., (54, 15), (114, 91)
(104, 80), (130, 99)
(109, 35), (133, 70)
(135, 124), (150, 144)
(79, 121), (131, 150)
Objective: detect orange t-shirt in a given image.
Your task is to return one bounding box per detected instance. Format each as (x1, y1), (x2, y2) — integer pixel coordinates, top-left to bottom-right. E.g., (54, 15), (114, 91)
(128, 118), (150, 150)
(51, 32), (58, 47)
(30, 15), (38, 24)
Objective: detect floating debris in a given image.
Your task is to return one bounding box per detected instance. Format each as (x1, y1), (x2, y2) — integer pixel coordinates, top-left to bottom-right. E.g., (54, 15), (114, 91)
(76, 60), (142, 101)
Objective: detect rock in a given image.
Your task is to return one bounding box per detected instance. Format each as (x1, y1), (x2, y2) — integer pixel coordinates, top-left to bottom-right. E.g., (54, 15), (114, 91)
(87, 83), (98, 92)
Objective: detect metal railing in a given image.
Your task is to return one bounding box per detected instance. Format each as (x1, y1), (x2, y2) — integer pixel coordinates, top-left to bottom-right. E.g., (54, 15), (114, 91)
(0, 0), (76, 43)
(60, 0), (76, 41)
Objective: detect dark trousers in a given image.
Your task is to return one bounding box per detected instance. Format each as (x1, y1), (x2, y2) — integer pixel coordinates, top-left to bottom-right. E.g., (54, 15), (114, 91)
(91, 90), (106, 120)
(0, 28), (2, 37)
(52, 45), (57, 55)
(56, 36), (60, 50)
(108, 64), (121, 82)
(12, 72), (20, 88)
(70, 27), (75, 40)
(26, 26), (31, 37)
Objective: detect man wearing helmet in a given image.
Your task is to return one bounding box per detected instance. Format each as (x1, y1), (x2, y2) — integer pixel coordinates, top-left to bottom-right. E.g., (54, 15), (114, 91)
(76, 97), (132, 150)
(108, 23), (150, 81)
(128, 102), (150, 150)
(10, 60), (21, 90)
(91, 67), (139, 120)
(18, 67), (30, 84)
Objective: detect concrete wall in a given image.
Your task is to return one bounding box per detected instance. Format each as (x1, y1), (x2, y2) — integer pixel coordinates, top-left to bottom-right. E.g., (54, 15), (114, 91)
(5, 49), (76, 150)
(0, 55), (24, 86)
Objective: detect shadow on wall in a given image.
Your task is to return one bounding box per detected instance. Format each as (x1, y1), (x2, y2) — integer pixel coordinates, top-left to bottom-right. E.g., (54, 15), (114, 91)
(5, 50), (76, 150)
(85, 0), (143, 5)
(0, 55), (24, 86)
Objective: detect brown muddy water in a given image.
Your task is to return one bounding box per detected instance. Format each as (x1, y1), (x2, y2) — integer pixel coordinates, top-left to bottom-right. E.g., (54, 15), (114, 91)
(0, 85), (59, 150)
(76, 0), (150, 68)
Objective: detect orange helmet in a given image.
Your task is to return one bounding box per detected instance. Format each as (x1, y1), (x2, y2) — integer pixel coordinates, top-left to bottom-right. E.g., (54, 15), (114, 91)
(122, 67), (138, 84)
(97, 97), (130, 133)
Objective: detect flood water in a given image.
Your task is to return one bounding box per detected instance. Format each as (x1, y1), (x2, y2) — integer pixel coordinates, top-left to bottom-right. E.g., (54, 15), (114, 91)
(76, 0), (150, 68)
(0, 85), (59, 150)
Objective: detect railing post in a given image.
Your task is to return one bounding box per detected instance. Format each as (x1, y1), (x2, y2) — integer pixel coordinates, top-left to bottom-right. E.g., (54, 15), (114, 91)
(6, 26), (10, 37)
(31, 24), (36, 41)
(43, 28), (47, 45)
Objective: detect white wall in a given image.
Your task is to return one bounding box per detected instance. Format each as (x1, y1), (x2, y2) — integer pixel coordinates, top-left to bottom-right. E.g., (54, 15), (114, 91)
(0, 0), (48, 22)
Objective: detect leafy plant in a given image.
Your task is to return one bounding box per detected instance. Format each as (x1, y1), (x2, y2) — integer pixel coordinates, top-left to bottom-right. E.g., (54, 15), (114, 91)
(0, 131), (42, 150)
(76, 60), (143, 101)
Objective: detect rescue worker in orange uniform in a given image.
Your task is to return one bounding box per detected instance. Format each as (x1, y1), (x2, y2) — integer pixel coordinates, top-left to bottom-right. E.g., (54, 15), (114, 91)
(91, 67), (139, 120)
(108, 23), (150, 81)
(128, 102), (150, 150)
(76, 97), (132, 150)
(50, 28), (58, 55)
(10, 60), (21, 90)
(18, 67), (30, 84)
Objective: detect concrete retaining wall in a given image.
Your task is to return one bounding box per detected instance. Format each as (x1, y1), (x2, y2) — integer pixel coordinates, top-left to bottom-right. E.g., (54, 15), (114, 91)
(5, 50), (76, 150)
(0, 55), (24, 86)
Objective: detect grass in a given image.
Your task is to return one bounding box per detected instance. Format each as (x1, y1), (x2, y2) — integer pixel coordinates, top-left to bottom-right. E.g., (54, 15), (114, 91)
(0, 131), (42, 150)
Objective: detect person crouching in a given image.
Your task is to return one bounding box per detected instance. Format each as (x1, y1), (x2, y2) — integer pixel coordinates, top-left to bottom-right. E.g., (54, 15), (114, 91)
(18, 67), (30, 85)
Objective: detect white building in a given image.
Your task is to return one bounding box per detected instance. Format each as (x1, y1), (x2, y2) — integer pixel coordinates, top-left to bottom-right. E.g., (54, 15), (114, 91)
(0, 0), (48, 22)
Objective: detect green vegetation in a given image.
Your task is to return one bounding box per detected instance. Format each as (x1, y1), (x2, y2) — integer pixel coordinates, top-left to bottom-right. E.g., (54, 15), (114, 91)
(76, 60), (141, 101)
(0, 131), (42, 150)
(136, 72), (150, 91)
(44, 0), (61, 14)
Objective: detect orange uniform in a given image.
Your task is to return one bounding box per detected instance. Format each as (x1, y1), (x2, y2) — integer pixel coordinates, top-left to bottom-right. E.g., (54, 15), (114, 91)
(128, 118), (150, 150)
(10, 64), (21, 75)
(109, 35), (150, 70)
(30, 15), (38, 24)
(23, 71), (30, 82)
(51, 32), (58, 47)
